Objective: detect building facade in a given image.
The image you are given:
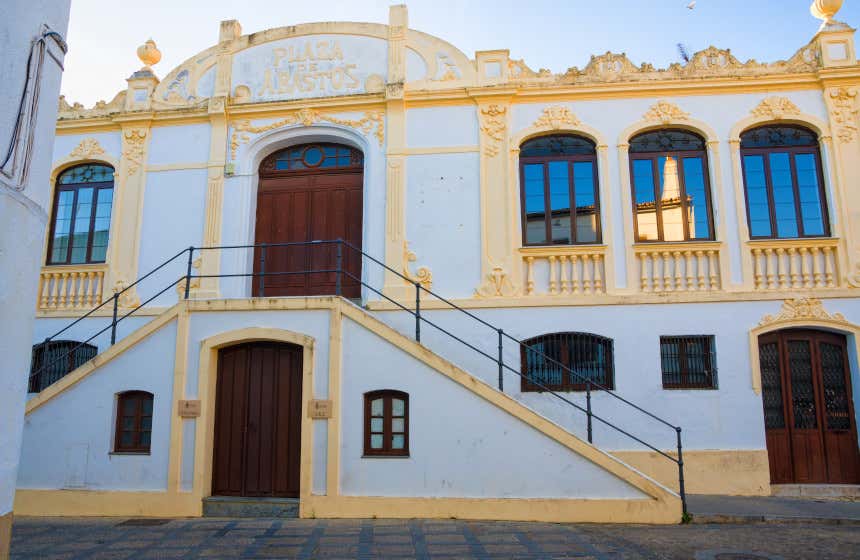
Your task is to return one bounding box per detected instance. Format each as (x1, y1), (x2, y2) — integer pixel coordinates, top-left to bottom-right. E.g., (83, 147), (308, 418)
(14, 3), (860, 523)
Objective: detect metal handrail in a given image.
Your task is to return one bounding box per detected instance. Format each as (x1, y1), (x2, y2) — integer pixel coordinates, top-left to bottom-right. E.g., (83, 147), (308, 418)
(28, 238), (687, 516)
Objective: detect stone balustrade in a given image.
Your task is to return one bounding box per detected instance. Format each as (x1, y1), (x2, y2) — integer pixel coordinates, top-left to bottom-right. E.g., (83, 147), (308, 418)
(634, 242), (722, 293)
(748, 239), (839, 290)
(38, 265), (107, 311)
(521, 246), (607, 296)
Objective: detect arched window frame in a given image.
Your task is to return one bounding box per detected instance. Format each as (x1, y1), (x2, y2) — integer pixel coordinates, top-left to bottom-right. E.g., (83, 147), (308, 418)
(520, 332), (614, 392)
(363, 390), (409, 457)
(114, 391), (154, 453)
(518, 134), (602, 246)
(739, 125), (831, 239)
(628, 129), (715, 243)
(46, 163), (116, 265)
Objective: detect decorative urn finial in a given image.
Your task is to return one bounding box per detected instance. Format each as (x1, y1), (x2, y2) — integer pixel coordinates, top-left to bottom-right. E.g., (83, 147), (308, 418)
(810, 0), (844, 27)
(136, 38), (161, 70)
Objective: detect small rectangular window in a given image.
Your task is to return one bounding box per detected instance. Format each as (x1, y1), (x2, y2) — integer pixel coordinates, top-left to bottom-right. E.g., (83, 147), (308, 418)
(115, 391), (154, 453)
(660, 335), (717, 389)
(364, 391), (409, 457)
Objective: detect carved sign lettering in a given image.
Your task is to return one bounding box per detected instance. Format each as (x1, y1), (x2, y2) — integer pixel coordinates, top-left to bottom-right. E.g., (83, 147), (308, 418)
(258, 41), (361, 97)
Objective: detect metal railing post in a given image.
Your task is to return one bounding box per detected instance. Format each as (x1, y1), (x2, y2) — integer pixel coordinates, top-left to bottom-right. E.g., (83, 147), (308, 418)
(586, 380), (593, 444)
(497, 329), (504, 391)
(110, 293), (119, 345)
(676, 426), (688, 517)
(183, 246), (194, 300)
(258, 243), (267, 297)
(415, 282), (421, 342)
(335, 239), (343, 296)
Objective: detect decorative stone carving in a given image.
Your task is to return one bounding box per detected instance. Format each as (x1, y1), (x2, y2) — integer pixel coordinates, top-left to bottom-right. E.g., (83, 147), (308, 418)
(68, 138), (106, 160)
(479, 105), (507, 157)
(475, 264), (518, 297)
(402, 241), (432, 290)
(643, 101), (689, 124)
(175, 258), (202, 295)
(230, 110), (385, 159)
(137, 38), (162, 70)
(828, 87), (858, 143)
(364, 74), (385, 93)
(112, 279), (141, 308)
(758, 297), (846, 326)
(163, 69), (193, 103)
(58, 91), (127, 120)
(532, 106), (580, 130)
(122, 129), (147, 176)
(750, 96), (802, 120)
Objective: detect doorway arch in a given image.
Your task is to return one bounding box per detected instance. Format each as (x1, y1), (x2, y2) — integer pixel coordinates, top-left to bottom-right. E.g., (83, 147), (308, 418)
(254, 142), (364, 297)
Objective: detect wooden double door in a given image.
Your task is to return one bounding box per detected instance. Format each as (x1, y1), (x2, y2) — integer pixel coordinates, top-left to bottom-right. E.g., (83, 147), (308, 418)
(253, 143), (363, 298)
(212, 342), (303, 498)
(759, 329), (860, 484)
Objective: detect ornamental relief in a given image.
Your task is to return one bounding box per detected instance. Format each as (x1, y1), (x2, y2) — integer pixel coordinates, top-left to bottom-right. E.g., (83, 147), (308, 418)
(750, 96), (802, 120)
(475, 263), (519, 298)
(828, 87), (859, 143)
(68, 138), (107, 160)
(758, 297), (847, 327)
(532, 106), (580, 130)
(478, 104), (508, 157)
(643, 101), (690, 124)
(58, 91), (126, 120)
(402, 241), (432, 290)
(229, 109), (385, 160)
(122, 129), (148, 176)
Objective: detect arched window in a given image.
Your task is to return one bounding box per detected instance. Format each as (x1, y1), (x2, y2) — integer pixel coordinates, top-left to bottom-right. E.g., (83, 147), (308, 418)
(519, 135), (601, 246)
(364, 390), (409, 457)
(521, 332), (614, 392)
(115, 391), (154, 453)
(629, 129), (714, 242)
(29, 340), (98, 392)
(47, 164), (115, 265)
(740, 125), (829, 238)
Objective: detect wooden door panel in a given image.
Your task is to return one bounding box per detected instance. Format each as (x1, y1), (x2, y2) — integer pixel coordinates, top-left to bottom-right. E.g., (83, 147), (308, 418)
(765, 430), (793, 483)
(213, 346), (249, 496)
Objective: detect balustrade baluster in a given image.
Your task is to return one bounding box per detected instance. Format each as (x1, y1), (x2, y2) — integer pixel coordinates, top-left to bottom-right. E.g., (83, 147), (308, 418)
(582, 254), (592, 294)
(683, 250), (694, 291)
(799, 247), (810, 288)
(661, 252), (672, 292)
(695, 250), (705, 290)
(526, 257), (535, 295)
(59, 272), (70, 308)
(673, 252), (683, 291)
(765, 249), (776, 289)
(548, 255), (557, 295)
(811, 247), (822, 288)
(593, 255), (604, 293)
(571, 255), (580, 294)
(639, 253), (649, 292)
(823, 246), (834, 287)
(707, 250), (718, 290)
(787, 248), (798, 288)
(776, 248), (787, 289)
(560, 255), (570, 294)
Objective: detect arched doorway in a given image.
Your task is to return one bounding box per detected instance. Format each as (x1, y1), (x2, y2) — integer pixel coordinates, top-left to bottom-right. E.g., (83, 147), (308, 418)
(758, 329), (860, 484)
(212, 341), (303, 497)
(254, 143), (363, 297)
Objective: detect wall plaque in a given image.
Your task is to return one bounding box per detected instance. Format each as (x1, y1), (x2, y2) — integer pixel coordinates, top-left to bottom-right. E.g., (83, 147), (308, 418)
(308, 399), (333, 419)
(178, 399), (201, 418)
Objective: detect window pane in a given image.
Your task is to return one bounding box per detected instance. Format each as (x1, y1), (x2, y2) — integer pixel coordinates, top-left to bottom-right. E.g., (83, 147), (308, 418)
(391, 418), (404, 433)
(658, 156), (684, 241)
(573, 161), (598, 243)
(70, 187), (94, 264)
(392, 398), (404, 416)
(629, 130), (705, 153)
(370, 398), (383, 416)
(122, 416), (136, 430)
(141, 416), (152, 430)
(523, 164), (546, 244)
(392, 435), (405, 449)
(769, 153), (799, 238)
(370, 418), (383, 432)
(681, 157), (710, 239)
(140, 431), (151, 447)
(743, 155), (772, 237)
(50, 191), (75, 263)
(121, 431), (134, 447)
(90, 188), (113, 262)
(123, 397), (137, 414)
(632, 159), (658, 241)
(370, 434), (383, 449)
(794, 153), (825, 236)
(520, 135), (595, 157)
(547, 161), (571, 244)
(141, 397), (153, 414)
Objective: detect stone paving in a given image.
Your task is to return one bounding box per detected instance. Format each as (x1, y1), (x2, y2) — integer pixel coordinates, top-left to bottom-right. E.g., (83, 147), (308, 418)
(9, 517), (860, 559)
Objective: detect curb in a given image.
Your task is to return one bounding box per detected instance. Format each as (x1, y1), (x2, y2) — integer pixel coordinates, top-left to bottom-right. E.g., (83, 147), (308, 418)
(691, 514), (860, 525)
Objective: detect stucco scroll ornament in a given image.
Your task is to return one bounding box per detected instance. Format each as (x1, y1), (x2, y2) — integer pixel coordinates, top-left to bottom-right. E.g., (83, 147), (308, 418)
(69, 138), (107, 160)
(475, 262), (519, 298)
(758, 297), (846, 327)
(122, 129), (147, 176)
(112, 279), (141, 309)
(230, 110), (385, 160)
(402, 241), (433, 290)
(750, 97), (801, 120)
(532, 106), (580, 130)
(643, 101), (690, 124)
(829, 87), (858, 143)
(175, 258), (202, 295)
(479, 105), (508, 157)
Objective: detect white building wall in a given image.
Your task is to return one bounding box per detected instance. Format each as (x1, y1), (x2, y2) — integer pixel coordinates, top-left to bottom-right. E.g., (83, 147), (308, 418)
(0, 0), (71, 532)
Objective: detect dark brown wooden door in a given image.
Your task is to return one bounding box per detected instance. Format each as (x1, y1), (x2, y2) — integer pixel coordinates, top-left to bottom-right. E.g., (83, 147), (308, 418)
(212, 342), (303, 498)
(759, 329), (860, 484)
(254, 143), (363, 298)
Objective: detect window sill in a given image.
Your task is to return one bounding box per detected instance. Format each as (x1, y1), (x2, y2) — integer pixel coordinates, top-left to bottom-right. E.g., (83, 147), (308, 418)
(361, 454), (410, 459)
(109, 451), (151, 456)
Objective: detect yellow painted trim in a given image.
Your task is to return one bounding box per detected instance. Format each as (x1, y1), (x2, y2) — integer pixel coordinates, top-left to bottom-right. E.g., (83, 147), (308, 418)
(519, 244), (608, 257)
(25, 304), (182, 414)
(146, 162), (209, 172)
(612, 450), (771, 496)
(14, 490), (200, 517)
(337, 301), (679, 506)
(325, 307), (343, 497)
(36, 306), (168, 319)
(0, 511), (10, 560)
(167, 307), (190, 492)
(748, 301), (860, 394)
(192, 326), (316, 514)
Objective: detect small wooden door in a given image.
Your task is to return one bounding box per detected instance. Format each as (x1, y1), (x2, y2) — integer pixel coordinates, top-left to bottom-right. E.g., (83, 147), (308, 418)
(212, 342), (303, 497)
(759, 329), (860, 484)
(254, 143), (363, 298)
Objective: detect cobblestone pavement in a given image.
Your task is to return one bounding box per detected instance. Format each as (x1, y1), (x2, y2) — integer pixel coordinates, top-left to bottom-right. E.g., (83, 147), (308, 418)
(9, 517), (860, 559)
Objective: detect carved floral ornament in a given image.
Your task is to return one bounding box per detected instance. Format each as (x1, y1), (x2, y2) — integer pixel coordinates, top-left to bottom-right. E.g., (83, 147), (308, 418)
(68, 138), (107, 160)
(479, 104), (508, 157)
(532, 106), (581, 130)
(122, 129), (148, 176)
(230, 109), (384, 160)
(828, 87), (859, 143)
(758, 297), (847, 327)
(750, 96), (802, 120)
(402, 241), (432, 290)
(643, 101), (690, 124)
(475, 263), (519, 297)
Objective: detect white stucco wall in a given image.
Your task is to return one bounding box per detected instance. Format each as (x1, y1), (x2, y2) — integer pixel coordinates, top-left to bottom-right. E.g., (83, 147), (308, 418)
(0, 0), (71, 525)
(18, 321), (176, 491)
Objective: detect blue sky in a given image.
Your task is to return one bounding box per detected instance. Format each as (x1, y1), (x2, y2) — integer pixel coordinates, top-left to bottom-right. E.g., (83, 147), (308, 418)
(61, 0), (859, 106)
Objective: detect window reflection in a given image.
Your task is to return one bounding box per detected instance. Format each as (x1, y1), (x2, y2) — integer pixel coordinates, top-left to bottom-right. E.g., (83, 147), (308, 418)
(48, 164), (115, 265)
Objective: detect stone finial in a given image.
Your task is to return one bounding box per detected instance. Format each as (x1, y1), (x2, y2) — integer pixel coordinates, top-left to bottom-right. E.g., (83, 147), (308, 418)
(136, 38), (161, 70)
(810, 0), (844, 27)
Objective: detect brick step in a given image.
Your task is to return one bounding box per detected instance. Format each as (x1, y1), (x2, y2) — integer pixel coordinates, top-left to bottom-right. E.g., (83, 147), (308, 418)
(202, 496), (299, 518)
